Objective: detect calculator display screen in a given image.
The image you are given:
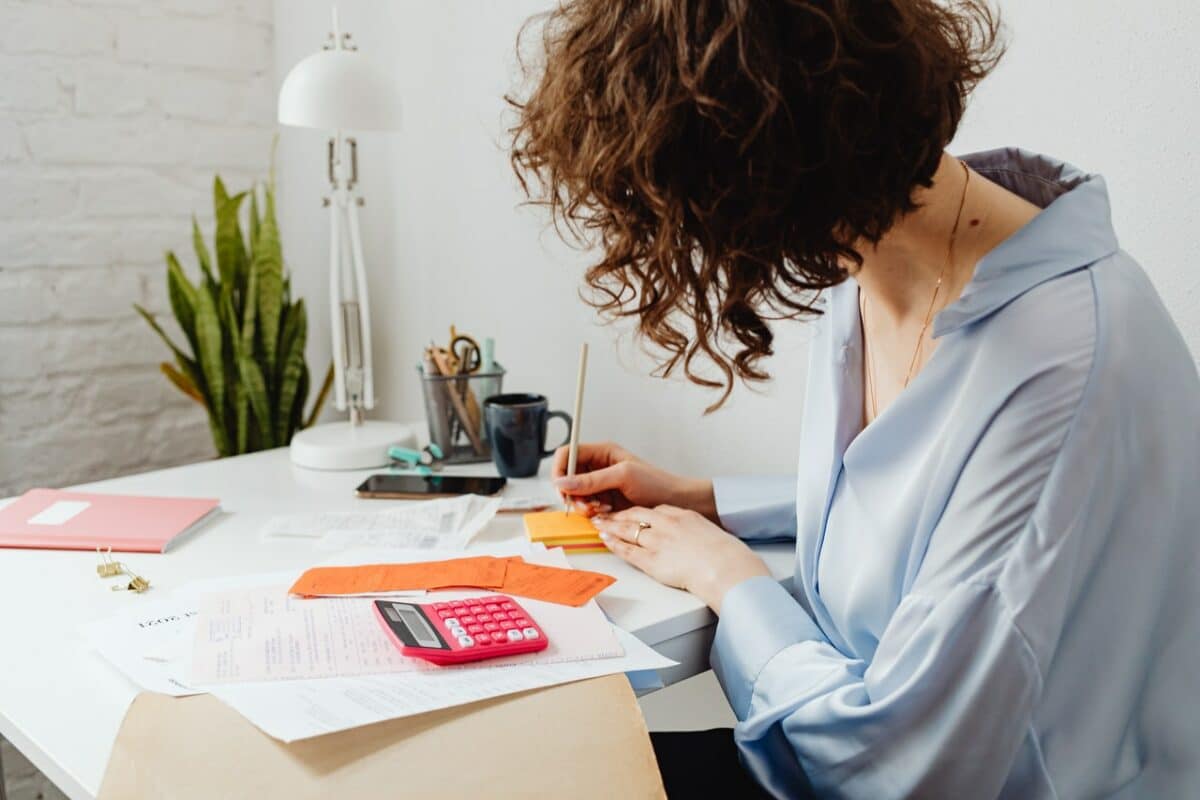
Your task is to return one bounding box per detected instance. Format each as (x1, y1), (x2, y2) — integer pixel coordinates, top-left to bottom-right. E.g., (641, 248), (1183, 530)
(396, 605), (440, 648)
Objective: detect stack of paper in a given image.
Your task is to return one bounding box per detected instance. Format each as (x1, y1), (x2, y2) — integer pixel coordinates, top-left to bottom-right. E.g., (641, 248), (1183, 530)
(81, 544), (675, 742)
(188, 584), (623, 685)
(260, 494), (501, 551)
(524, 511), (607, 554)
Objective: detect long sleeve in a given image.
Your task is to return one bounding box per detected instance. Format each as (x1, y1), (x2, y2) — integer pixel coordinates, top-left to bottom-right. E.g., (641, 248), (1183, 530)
(712, 475), (797, 541)
(711, 328), (1097, 799)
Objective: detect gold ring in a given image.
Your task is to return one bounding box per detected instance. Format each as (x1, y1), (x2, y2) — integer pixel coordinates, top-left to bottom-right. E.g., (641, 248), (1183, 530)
(634, 520), (651, 546)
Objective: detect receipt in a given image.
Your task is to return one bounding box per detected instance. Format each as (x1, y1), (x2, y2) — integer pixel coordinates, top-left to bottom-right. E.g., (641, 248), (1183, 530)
(259, 494), (501, 551)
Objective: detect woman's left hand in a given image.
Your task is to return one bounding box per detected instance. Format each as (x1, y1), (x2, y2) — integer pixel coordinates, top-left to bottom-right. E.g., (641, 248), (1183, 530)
(593, 505), (771, 613)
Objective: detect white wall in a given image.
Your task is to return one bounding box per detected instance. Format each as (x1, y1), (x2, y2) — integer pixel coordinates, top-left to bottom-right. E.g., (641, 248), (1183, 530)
(954, 0), (1200, 352)
(0, 0), (276, 496)
(274, 0), (811, 478)
(274, 0), (1199, 480)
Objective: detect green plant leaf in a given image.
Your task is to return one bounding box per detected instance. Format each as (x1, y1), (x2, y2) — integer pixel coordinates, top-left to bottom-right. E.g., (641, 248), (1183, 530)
(165, 251), (198, 355)
(192, 216), (215, 286)
(234, 382), (249, 454)
(213, 174), (230, 211)
(206, 413), (231, 458)
(254, 182), (284, 377)
(172, 344), (226, 458)
(240, 248), (258, 357)
(275, 305), (307, 444)
(219, 291), (250, 453)
(193, 287), (225, 429)
(134, 303), (195, 370)
(237, 355), (274, 449)
(290, 363), (309, 438)
(159, 361), (203, 404)
(305, 362), (335, 428)
(248, 184), (261, 254)
(214, 183), (247, 290)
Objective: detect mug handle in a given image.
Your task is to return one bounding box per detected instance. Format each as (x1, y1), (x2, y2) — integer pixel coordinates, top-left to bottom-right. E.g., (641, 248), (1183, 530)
(541, 411), (573, 458)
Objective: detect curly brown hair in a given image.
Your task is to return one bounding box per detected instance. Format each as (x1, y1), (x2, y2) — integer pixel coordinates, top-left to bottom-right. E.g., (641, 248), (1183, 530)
(509, 0), (1002, 410)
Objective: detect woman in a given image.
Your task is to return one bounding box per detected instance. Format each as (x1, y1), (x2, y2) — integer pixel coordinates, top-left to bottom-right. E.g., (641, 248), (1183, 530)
(510, 1), (1199, 798)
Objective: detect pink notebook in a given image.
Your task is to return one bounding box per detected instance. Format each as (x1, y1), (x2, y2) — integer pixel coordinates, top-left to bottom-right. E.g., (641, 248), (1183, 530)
(0, 488), (220, 553)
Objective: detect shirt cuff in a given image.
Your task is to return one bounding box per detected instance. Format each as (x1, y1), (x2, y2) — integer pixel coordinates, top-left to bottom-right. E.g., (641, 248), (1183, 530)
(710, 575), (824, 719)
(712, 475), (797, 541)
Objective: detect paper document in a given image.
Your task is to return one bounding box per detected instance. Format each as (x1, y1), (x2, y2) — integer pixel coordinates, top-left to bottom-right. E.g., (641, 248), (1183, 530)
(81, 597), (202, 697)
(84, 545), (675, 744)
(260, 494), (500, 551)
(209, 626), (674, 742)
(189, 580), (622, 685)
(82, 572), (303, 696)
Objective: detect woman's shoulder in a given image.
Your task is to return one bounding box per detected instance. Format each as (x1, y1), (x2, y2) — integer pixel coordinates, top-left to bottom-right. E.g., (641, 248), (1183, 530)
(970, 250), (1198, 416)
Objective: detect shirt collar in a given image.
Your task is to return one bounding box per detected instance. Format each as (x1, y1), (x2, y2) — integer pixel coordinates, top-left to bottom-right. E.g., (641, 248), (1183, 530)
(932, 148), (1120, 337)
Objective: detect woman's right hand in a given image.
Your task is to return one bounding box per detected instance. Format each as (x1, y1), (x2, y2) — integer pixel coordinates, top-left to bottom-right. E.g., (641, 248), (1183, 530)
(551, 441), (717, 521)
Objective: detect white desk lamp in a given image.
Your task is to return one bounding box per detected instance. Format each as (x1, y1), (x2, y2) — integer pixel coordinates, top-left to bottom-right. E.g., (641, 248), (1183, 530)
(279, 8), (415, 469)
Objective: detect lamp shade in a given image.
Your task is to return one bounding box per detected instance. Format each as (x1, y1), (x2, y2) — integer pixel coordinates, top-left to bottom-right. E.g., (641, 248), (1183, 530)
(278, 48), (401, 131)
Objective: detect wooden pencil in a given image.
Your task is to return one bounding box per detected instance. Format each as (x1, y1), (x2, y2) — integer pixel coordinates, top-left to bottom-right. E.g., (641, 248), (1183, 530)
(564, 343), (588, 510)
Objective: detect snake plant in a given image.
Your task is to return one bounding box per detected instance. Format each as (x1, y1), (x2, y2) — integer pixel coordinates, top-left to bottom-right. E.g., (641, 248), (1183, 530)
(136, 170), (332, 457)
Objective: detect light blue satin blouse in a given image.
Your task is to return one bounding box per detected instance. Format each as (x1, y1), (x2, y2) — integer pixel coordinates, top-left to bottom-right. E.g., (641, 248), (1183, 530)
(709, 149), (1200, 799)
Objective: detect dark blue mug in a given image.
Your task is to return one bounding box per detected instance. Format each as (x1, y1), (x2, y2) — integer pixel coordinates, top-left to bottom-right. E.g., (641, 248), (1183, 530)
(483, 393), (573, 478)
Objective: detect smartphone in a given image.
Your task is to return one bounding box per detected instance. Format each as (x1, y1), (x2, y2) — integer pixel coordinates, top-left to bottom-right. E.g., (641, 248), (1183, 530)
(355, 474), (507, 499)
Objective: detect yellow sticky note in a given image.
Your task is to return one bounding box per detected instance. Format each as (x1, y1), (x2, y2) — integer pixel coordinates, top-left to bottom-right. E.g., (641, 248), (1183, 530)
(523, 511), (601, 544)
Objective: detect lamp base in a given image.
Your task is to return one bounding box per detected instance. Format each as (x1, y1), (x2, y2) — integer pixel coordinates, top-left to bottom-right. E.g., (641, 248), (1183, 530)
(289, 420), (416, 470)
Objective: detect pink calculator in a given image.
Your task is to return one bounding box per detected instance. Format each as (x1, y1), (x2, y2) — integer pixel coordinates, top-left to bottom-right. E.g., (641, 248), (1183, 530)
(373, 594), (549, 665)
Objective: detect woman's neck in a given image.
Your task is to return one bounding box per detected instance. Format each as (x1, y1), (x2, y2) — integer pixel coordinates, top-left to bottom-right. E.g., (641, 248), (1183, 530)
(853, 153), (1038, 326)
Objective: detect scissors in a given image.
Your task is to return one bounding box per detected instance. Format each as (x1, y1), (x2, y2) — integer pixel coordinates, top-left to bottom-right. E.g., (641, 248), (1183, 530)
(447, 326), (482, 376)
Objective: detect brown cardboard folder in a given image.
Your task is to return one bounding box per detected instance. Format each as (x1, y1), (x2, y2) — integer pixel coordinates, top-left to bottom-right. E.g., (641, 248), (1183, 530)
(99, 674), (666, 799)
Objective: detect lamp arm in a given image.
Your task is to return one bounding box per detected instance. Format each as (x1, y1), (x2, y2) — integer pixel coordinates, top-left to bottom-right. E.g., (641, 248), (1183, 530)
(345, 192), (374, 410)
(328, 196), (348, 411)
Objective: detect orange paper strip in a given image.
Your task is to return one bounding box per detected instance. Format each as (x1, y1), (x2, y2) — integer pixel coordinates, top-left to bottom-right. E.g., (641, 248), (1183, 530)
(498, 557), (616, 607)
(289, 556), (508, 598)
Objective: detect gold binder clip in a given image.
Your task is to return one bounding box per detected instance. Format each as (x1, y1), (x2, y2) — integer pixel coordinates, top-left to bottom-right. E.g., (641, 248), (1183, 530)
(97, 546), (150, 592)
(111, 573), (151, 593)
(95, 547), (124, 578)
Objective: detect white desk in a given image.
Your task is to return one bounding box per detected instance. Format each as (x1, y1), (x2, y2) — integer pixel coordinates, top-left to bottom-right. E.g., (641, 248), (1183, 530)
(0, 449), (793, 799)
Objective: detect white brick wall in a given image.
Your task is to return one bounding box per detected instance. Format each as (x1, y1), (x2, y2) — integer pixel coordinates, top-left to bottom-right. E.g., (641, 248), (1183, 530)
(1, 1), (274, 794)
(0, 0), (275, 499)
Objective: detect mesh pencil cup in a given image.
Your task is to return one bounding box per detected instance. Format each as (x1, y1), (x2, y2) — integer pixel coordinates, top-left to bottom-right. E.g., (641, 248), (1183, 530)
(417, 363), (504, 464)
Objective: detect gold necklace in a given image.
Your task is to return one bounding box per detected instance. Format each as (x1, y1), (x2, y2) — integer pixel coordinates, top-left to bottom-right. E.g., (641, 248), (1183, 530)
(861, 161), (972, 422)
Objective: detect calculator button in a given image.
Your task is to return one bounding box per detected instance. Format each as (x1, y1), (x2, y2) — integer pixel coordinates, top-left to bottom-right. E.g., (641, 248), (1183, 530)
(485, 603), (500, 611)
(513, 618), (530, 628)
(490, 631), (507, 643)
(433, 603), (450, 610)
(521, 628), (539, 640)
(444, 618), (460, 628)
(467, 624), (484, 633)
(499, 621), (515, 630)
(506, 629), (523, 642)
(501, 602), (516, 610)
(437, 609), (453, 618)
(451, 605), (468, 615)
(457, 635), (474, 647)
(484, 622), (500, 632)
(459, 615), (477, 624)
(474, 634), (491, 646)
(477, 613), (493, 622)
